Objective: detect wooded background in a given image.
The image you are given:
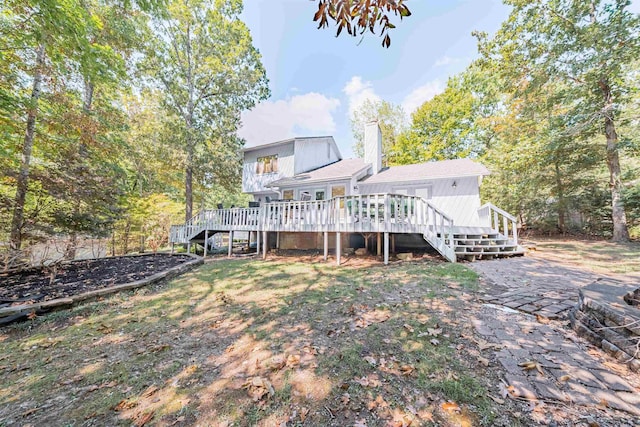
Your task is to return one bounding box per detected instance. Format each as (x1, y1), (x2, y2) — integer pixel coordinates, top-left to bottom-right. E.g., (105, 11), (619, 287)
(1, 0), (638, 268)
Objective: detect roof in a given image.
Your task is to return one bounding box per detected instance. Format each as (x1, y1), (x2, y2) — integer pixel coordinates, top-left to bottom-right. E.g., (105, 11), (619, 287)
(359, 158), (489, 185)
(242, 136), (337, 154)
(267, 158), (369, 187)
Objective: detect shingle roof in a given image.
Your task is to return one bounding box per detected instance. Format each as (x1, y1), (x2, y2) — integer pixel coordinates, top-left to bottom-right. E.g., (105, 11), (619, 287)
(359, 158), (489, 185)
(268, 158), (369, 187)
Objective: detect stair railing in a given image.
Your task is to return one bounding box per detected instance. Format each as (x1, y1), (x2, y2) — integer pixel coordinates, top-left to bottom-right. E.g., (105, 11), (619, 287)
(478, 203), (518, 245)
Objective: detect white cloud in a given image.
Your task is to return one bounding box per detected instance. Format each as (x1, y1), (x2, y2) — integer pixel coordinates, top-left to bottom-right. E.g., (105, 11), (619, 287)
(238, 92), (340, 146)
(342, 76), (381, 117)
(434, 55), (460, 67)
(401, 80), (445, 115)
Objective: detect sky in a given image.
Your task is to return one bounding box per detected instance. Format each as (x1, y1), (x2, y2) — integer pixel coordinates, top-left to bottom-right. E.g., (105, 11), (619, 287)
(238, 0), (640, 158)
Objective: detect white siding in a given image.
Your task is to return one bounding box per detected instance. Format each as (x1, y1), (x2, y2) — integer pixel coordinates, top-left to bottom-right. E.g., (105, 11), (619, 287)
(294, 137), (340, 174)
(358, 176), (482, 226)
(364, 122), (382, 174)
(242, 142), (294, 193)
(430, 176), (482, 226)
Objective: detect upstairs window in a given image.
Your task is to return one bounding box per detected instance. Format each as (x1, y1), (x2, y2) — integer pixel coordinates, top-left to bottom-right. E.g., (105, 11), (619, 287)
(256, 155), (278, 174)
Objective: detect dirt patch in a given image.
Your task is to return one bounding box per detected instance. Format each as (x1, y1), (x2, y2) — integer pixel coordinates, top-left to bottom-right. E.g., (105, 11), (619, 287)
(0, 254), (193, 305)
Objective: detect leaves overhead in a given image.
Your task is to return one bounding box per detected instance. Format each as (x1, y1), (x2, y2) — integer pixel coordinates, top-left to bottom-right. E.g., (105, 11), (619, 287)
(313, 0), (411, 47)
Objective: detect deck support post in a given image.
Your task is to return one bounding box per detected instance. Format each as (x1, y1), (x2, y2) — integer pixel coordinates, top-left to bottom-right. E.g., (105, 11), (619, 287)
(228, 230), (233, 258)
(323, 231), (328, 261)
(377, 233), (381, 256)
(391, 234), (395, 254)
(203, 229), (209, 258)
(384, 232), (389, 265)
(256, 230), (260, 255)
(336, 232), (341, 266)
(187, 242), (191, 254)
(276, 231), (280, 249)
(171, 243), (175, 254)
(262, 231), (268, 259)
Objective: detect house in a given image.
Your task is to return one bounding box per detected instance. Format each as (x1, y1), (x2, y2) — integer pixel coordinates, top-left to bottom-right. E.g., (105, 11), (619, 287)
(243, 123), (489, 227)
(170, 122), (523, 264)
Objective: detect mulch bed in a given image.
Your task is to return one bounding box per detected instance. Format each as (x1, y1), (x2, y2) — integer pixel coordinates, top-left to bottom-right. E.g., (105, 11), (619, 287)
(0, 254), (193, 307)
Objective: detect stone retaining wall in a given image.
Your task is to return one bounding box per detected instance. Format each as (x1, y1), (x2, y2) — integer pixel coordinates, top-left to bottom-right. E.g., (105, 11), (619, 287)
(569, 279), (640, 372)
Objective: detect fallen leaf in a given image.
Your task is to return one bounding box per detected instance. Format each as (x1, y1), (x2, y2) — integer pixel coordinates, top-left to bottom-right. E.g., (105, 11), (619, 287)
(134, 411), (154, 427)
(243, 376), (274, 401)
(400, 364), (415, 376)
(267, 355), (286, 370)
(499, 381), (517, 399)
(427, 327), (442, 337)
(341, 393), (351, 405)
(354, 418), (368, 427)
(488, 395), (505, 404)
(299, 407), (309, 422)
(21, 407), (39, 417)
(535, 314), (550, 324)
(363, 356), (377, 366)
(597, 398), (609, 410)
(60, 374), (84, 385)
(114, 399), (137, 411)
(430, 339), (440, 346)
(440, 401), (460, 413)
(518, 360), (543, 374)
(477, 356), (490, 367)
(558, 374), (571, 382)
(404, 324), (415, 333)
(140, 385), (159, 398)
(286, 354), (301, 367)
(27, 311), (37, 320)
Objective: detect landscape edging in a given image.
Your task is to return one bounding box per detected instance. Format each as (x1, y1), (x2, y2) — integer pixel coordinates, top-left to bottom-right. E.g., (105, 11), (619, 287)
(0, 254), (203, 319)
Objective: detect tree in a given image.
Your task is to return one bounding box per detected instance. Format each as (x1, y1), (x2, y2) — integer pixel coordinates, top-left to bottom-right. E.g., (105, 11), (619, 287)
(478, 0), (640, 241)
(350, 99), (406, 161)
(145, 0), (269, 222)
(393, 64), (500, 164)
(313, 0), (411, 47)
(2, 0), (95, 250)
(394, 76), (479, 163)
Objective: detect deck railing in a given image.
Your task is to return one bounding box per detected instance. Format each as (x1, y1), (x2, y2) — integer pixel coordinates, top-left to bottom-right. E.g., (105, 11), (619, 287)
(169, 194), (457, 261)
(478, 203), (518, 245)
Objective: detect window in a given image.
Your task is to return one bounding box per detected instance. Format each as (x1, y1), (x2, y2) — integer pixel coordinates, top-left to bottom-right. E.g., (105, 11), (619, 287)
(256, 155), (278, 174)
(331, 185), (345, 198)
(282, 190), (294, 200)
(315, 190), (325, 201)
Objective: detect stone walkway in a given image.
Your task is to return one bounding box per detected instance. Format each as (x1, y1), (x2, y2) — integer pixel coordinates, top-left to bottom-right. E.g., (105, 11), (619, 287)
(467, 254), (640, 420)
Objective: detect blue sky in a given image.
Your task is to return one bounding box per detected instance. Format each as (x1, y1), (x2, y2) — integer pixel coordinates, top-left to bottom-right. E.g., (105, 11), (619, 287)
(238, 0), (639, 158)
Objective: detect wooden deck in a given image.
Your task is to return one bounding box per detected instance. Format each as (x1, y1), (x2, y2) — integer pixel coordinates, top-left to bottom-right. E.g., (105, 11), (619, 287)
(169, 194), (522, 264)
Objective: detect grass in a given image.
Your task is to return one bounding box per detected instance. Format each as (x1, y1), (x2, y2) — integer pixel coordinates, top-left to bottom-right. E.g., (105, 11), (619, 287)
(0, 256), (518, 426)
(531, 238), (640, 274)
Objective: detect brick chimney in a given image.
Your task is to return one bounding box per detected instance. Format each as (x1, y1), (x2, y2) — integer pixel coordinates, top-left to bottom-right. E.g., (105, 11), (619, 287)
(364, 121), (382, 174)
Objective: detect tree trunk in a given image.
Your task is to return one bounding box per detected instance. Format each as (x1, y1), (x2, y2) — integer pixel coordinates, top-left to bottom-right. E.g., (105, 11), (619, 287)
(553, 160), (566, 235)
(185, 145), (193, 221)
(66, 77), (95, 260)
(10, 44), (46, 251)
(600, 79), (629, 242)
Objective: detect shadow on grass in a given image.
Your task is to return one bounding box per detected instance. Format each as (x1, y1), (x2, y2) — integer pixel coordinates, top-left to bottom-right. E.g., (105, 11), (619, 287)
(0, 257), (508, 426)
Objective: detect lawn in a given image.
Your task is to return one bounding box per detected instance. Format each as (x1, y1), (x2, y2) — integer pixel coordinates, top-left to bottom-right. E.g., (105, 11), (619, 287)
(0, 256), (527, 426)
(530, 238), (640, 275)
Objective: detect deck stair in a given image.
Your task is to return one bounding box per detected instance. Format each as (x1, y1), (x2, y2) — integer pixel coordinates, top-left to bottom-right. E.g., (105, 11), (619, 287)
(441, 226), (524, 262)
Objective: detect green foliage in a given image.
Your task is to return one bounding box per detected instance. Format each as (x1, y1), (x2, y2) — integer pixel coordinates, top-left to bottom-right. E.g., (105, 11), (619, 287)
(477, 0), (640, 240)
(0, 0), (269, 261)
(144, 0), (269, 220)
(395, 74), (479, 163)
(350, 99), (406, 161)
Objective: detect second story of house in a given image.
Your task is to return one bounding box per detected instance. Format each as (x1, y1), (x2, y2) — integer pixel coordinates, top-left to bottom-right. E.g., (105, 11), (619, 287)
(242, 136), (342, 196)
